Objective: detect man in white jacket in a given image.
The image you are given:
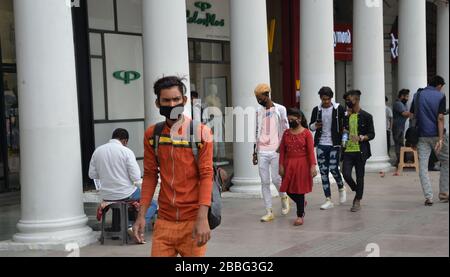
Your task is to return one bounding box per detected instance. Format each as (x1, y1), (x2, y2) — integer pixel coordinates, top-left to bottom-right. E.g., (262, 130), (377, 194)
(253, 84), (290, 222)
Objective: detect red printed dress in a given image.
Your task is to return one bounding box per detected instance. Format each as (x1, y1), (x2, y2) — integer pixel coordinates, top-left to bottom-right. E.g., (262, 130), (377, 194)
(279, 129), (317, 194)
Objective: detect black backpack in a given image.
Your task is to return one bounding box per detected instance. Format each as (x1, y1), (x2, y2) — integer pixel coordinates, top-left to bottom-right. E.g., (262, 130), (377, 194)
(405, 89), (423, 146)
(152, 121), (222, 230)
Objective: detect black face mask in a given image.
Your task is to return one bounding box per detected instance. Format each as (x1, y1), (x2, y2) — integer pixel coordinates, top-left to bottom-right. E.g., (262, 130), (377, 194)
(401, 99), (408, 105)
(160, 104), (184, 120)
(289, 120), (300, 129)
(346, 101), (354, 109)
(258, 99), (268, 107)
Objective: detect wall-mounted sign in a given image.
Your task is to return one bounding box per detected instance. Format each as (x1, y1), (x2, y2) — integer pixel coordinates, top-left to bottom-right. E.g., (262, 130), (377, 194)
(268, 19), (276, 53)
(105, 34), (144, 120)
(187, 1), (225, 27)
(390, 19), (399, 64)
(390, 33), (399, 63)
(187, 0), (230, 41)
(113, 70), (141, 84)
(334, 24), (353, 61)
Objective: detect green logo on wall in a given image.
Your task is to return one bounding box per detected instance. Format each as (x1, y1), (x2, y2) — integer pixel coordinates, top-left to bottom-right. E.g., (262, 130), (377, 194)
(113, 71), (141, 84)
(186, 1), (225, 27)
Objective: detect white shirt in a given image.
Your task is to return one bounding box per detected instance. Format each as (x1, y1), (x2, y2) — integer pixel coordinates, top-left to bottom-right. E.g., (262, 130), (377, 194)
(319, 106), (334, 146)
(88, 139), (140, 201)
(386, 106), (393, 131)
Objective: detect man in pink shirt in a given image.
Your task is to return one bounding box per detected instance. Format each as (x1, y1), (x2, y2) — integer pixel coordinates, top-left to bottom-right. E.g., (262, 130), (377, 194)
(253, 84), (290, 222)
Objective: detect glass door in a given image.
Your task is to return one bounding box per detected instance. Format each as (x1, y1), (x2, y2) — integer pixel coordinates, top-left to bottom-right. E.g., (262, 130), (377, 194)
(0, 54), (6, 192)
(2, 70), (19, 191)
(1, 0), (19, 192)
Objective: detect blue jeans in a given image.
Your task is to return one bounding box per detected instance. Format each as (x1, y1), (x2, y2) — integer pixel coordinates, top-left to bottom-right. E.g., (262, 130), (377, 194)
(130, 187), (158, 225)
(317, 145), (344, 198)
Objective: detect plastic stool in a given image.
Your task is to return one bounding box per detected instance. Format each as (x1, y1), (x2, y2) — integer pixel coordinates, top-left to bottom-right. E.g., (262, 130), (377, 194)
(100, 202), (130, 245)
(398, 147), (419, 174)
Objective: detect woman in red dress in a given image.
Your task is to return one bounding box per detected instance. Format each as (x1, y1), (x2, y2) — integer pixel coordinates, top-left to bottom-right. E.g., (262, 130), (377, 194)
(279, 108), (318, 226)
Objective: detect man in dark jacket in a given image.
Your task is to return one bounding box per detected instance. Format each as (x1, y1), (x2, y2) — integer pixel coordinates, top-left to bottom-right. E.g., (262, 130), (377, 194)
(310, 87), (347, 210)
(342, 90), (375, 212)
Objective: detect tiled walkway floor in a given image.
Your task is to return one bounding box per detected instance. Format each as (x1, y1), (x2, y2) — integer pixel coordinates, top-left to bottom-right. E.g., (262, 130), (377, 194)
(0, 171), (448, 257)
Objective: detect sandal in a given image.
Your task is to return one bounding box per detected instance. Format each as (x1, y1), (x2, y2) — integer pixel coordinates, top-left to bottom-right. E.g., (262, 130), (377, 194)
(293, 217), (304, 226)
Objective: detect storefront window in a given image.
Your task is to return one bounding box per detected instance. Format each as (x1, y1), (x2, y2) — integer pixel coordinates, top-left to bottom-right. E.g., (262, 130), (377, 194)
(0, 0), (15, 64)
(1, 0), (19, 192)
(189, 39), (232, 164)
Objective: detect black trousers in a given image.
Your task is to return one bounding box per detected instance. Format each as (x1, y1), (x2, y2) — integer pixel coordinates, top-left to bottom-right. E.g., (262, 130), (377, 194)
(387, 131), (391, 154)
(287, 193), (305, 218)
(393, 129), (404, 167)
(342, 152), (366, 200)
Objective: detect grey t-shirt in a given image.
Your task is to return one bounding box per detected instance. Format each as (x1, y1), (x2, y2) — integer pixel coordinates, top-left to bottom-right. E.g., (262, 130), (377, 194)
(393, 100), (408, 134)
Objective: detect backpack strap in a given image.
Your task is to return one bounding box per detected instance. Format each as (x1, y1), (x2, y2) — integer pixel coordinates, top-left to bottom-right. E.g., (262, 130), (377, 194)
(153, 120), (203, 165)
(190, 120), (200, 163)
(153, 122), (166, 166)
(413, 89), (423, 128)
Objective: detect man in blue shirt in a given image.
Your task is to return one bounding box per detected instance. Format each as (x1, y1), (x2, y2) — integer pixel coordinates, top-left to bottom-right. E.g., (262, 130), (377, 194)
(410, 76), (448, 205)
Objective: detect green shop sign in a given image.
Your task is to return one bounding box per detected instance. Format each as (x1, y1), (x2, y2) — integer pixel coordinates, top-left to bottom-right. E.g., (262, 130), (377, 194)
(113, 70), (141, 84)
(186, 1), (225, 27)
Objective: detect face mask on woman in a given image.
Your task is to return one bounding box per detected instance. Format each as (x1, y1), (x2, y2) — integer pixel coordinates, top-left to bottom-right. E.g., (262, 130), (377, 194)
(289, 120), (300, 129)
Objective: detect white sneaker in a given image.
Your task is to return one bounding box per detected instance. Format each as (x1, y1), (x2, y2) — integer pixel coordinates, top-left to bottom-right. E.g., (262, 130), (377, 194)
(339, 188), (347, 204)
(261, 208), (274, 222)
(281, 196), (290, 215)
(320, 198), (334, 210)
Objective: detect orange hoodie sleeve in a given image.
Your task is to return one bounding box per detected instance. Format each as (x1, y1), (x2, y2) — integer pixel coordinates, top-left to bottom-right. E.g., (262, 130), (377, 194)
(140, 126), (159, 207)
(197, 124), (214, 207)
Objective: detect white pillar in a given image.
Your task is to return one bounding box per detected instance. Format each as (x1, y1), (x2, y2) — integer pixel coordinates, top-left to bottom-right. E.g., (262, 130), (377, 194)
(353, 0), (392, 172)
(398, 0), (428, 105)
(229, 0), (269, 196)
(299, 0), (336, 185)
(8, 0), (96, 249)
(142, 0), (191, 127)
(437, 2), (449, 130)
(300, 0), (335, 121)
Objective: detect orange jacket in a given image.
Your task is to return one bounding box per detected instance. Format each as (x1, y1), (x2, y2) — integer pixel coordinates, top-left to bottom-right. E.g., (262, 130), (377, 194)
(141, 117), (214, 222)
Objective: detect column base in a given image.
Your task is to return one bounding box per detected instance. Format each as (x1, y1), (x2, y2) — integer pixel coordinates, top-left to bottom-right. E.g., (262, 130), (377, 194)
(227, 173), (336, 199)
(1, 215), (99, 252)
(227, 177), (280, 199)
(365, 156), (395, 173)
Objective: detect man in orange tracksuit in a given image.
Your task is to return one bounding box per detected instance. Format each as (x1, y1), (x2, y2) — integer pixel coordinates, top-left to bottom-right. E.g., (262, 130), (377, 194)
(132, 76), (214, 257)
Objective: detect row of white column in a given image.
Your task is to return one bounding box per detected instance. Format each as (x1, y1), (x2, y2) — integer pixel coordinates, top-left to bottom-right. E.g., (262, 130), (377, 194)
(299, 0), (448, 173)
(9, 0), (449, 248)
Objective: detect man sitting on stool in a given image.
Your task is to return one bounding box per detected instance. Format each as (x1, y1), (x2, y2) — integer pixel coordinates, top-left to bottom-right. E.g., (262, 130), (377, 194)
(89, 128), (157, 243)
